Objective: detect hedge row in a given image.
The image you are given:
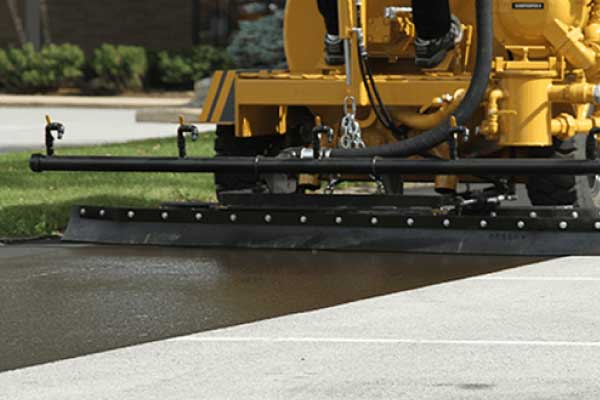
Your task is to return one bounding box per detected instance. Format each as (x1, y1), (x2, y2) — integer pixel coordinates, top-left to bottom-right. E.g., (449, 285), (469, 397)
(0, 43), (232, 94)
(0, 13), (286, 94)
(0, 44), (85, 93)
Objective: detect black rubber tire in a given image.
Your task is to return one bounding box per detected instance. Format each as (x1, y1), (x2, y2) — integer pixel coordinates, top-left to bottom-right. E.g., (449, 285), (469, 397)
(527, 134), (600, 209)
(214, 125), (283, 193)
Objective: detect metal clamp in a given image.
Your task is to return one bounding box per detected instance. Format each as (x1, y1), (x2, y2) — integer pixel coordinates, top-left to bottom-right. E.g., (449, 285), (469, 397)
(45, 115), (65, 157)
(448, 116), (469, 160)
(325, 175), (343, 195)
(312, 116), (334, 159)
(177, 115), (200, 158)
(340, 97), (365, 149)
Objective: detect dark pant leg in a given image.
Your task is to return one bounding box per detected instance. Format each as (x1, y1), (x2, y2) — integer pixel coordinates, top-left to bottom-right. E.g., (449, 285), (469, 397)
(317, 0), (339, 36)
(411, 0), (451, 39)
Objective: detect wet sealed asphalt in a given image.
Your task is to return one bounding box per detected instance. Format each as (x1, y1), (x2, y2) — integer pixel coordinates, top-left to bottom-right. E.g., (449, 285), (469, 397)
(0, 243), (540, 372)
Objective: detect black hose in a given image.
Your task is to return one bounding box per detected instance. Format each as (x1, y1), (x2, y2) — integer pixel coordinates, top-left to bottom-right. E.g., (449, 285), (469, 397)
(354, 1), (410, 138)
(359, 50), (410, 138)
(330, 0), (494, 158)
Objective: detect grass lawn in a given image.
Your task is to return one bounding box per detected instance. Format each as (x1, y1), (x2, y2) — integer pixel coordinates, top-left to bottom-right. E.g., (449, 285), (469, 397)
(0, 134), (216, 238)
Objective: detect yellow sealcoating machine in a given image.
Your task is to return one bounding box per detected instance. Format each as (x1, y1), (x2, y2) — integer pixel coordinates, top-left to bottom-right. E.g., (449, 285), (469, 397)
(29, 0), (600, 255)
(201, 0), (600, 207)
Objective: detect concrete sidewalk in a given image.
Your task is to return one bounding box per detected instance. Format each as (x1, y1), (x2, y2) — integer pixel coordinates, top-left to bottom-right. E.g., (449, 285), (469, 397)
(0, 95), (191, 109)
(0, 95), (203, 125)
(0, 107), (214, 153)
(2, 256), (600, 399)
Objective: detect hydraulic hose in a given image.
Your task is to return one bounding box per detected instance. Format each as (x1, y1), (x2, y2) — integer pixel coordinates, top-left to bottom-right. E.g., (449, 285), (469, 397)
(330, 0), (494, 158)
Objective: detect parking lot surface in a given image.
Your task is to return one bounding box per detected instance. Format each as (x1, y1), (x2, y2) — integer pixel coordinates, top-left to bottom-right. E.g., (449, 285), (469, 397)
(1, 244), (599, 399)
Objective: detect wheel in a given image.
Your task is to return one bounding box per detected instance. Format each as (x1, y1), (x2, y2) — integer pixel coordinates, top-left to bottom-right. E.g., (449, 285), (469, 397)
(214, 125), (283, 193)
(526, 134), (600, 209)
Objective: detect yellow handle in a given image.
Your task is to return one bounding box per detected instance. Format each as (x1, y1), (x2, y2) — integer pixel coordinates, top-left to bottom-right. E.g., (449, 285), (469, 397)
(450, 115), (458, 128)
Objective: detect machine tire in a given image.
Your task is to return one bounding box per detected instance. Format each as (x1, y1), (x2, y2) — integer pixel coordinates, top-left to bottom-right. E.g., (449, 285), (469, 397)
(526, 134), (600, 209)
(214, 125), (283, 193)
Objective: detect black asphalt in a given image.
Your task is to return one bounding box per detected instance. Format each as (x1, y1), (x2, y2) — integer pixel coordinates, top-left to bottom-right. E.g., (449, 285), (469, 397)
(0, 243), (540, 372)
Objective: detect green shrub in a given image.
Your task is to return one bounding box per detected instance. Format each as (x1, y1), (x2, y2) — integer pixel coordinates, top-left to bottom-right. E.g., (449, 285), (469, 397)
(156, 45), (232, 89)
(227, 11), (287, 69)
(90, 44), (148, 93)
(0, 43), (84, 93)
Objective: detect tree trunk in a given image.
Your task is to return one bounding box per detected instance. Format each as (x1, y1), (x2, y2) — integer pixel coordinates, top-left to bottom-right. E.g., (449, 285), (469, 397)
(40, 0), (51, 44)
(5, 0), (26, 46)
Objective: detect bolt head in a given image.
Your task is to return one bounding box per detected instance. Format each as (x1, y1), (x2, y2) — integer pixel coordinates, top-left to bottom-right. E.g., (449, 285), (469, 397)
(559, 221), (568, 230)
(195, 213), (203, 221)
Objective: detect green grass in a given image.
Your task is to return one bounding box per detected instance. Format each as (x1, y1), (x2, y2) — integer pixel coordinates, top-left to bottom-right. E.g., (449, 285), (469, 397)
(0, 134), (216, 238)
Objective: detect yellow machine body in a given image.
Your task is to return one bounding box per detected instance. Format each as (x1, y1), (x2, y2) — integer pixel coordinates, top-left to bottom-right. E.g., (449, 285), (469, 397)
(201, 0), (600, 158)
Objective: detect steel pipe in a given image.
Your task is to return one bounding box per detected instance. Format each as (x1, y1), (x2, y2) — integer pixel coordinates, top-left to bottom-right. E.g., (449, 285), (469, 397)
(29, 154), (600, 176)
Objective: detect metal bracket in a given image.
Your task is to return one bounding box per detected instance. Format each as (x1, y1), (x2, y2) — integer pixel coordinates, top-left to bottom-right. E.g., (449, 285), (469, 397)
(312, 116), (334, 159)
(448, 116), (469, 161)
(177, 116), (200, 158)
(44, 115), (65, 157)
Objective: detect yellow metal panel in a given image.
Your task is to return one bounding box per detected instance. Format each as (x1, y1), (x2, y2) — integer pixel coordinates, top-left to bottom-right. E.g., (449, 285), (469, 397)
(238, 106), (282, 138)
(283, 0), (324, 73)
(199, 71), (224, 123)
(337, 0), (356, 39)
(236, 77), (469, 107)
(211, 71), (236, 123)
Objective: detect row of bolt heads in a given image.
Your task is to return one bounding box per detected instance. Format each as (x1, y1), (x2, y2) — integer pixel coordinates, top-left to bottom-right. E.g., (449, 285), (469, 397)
(79, 208), (599, 231)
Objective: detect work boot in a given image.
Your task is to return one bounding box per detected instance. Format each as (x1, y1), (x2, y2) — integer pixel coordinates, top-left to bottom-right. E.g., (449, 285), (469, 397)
(414, 15), (464, 69)
(324, 34), (345, 66)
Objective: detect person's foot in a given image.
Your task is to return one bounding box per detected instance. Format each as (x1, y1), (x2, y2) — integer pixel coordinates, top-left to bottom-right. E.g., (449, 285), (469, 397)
(324, 34), (345, 66)
(414, 15), (464, 69)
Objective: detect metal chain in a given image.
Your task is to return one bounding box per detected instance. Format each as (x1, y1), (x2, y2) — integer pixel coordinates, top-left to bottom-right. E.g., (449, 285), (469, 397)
(340, 96), (365, 149)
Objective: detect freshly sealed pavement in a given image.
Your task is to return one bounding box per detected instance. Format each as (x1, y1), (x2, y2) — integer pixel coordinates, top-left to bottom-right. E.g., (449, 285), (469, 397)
(1, 243), (599, 399)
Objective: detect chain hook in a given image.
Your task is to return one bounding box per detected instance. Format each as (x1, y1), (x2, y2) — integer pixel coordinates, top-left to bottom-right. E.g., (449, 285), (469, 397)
(340, 96), (365, 149)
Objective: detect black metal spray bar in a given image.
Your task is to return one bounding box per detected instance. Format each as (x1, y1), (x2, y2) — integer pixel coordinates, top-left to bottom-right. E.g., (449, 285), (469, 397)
(28, 154), (600, 176)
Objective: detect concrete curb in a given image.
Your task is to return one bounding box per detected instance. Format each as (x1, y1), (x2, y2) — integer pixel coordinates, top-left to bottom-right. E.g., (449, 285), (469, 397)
(0, 95), (191, 109)
(135, 107), (203, 124)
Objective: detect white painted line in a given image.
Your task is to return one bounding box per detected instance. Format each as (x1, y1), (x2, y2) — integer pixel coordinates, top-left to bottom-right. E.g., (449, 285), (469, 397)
(472, 277), (600, 282)
(171, 337), (600, 347)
